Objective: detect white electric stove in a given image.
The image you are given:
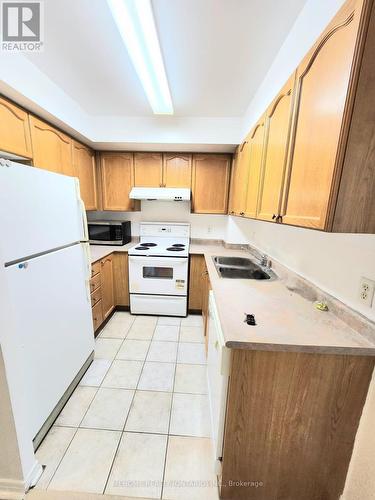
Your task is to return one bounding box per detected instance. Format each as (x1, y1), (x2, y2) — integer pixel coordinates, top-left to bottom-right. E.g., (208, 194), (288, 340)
(128, 222), (190, 316)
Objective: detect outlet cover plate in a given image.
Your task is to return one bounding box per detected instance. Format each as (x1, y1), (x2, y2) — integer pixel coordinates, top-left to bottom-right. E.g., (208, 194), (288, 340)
(359, 277), (375, 307)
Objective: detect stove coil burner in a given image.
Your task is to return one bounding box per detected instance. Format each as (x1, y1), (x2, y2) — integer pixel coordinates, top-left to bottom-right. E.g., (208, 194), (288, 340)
(135, 246), (149, 250)
(171, 244), (185, 247)
(140, 243), (157, 247)
(167, 247), (185, 252)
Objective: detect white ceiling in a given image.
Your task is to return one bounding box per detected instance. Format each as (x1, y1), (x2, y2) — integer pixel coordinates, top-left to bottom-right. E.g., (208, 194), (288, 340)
(25, 0), (307, 118)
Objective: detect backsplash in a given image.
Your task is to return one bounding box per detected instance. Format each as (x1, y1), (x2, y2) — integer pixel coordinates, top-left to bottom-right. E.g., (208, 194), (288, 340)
(87, 201), (227, 240)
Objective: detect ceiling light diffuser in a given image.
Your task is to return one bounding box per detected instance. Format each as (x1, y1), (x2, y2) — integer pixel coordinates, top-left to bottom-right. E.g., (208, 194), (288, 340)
(107, 0), (173, 114)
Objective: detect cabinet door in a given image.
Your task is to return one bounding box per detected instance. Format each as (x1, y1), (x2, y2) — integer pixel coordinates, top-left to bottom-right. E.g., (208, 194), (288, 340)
(113, 253), (129, 307)
(73, 142), (97, 210)
(188, 254), (207, 311)
(0, 97), (32, 158)
(192, 154), (231, 214)
(163, 153), (192, 188)
(100, 153), (134, 211)
(257, 74), (295, 222)
(101, 256), (114, 319)
(244, 116), (266, 218)
(282, 0), (361, 229)
(29, 116), (74, 176)
(229, 138), (251, 216)
(92, 299), (103, 332)
(134, 152), (163, 187)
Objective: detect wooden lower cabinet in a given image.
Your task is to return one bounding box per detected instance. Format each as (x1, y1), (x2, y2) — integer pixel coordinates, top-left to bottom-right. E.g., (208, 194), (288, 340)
(92, 300), (103, 332)
(90, 252), (129, 334)
(100, 255), (115, 319)
(220, 349), (374, 499)
(112, 253), (129, 307)
(188, 254), (210, 347)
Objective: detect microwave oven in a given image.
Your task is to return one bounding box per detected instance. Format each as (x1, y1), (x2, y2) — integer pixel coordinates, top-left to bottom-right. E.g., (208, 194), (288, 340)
(88, 220), (131, 246)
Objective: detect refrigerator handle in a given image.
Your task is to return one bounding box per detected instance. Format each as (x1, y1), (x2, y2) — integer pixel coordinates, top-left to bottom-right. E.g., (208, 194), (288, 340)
(82, 242), (92, 302)
(75, 179), (89, 241)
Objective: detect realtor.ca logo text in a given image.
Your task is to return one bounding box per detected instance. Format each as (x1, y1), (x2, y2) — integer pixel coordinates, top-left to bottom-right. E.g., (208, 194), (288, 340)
(1, 1), (44, 51)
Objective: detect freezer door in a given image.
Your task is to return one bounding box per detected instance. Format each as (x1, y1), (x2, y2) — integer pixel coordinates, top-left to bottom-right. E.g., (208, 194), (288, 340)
(0, 160), (86, 264)
(1, 243), (94, 439)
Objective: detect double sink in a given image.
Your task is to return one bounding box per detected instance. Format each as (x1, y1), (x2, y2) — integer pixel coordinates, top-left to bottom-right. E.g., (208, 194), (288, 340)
(213, 256), (276, 280)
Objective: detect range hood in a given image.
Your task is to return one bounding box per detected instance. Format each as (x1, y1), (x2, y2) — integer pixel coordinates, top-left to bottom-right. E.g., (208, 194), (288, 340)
(129, 187), (191, 201)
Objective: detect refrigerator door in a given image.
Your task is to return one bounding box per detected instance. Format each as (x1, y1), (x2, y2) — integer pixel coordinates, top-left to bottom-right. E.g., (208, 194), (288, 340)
(0, 160), (87, 265)
(1, 243), (94, 439)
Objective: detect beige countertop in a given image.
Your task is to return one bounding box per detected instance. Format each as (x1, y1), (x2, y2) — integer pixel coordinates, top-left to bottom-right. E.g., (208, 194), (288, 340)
(89, 242), (375, 356)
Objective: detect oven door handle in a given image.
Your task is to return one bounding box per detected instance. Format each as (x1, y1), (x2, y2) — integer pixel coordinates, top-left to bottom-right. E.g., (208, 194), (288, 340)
(128, 256), (187, 265)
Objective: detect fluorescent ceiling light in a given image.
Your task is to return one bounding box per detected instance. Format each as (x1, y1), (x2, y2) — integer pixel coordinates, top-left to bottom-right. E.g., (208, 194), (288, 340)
(107, 0), (173, 114)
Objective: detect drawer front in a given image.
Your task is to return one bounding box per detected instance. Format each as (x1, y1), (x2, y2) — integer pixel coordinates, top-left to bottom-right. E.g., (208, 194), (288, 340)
(90, 272), (101, 293)
(91, 261), (100, 277)
(91, 286), (102, 307)
(92, 299), (103, 331)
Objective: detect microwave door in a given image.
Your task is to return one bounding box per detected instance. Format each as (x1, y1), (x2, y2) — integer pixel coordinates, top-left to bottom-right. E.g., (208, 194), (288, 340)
(88, 224), (122, 245)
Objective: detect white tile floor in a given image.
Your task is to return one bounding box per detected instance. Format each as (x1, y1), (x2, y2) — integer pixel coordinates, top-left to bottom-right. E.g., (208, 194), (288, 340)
(36, 312), (219, 500)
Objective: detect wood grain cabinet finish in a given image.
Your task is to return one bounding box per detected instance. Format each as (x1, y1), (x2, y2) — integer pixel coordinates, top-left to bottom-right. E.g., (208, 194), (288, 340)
(92, 299), (103, 332)
(100, 256), (115, 319)
(112, 253), (129, 307)
(73, 142), (97, 210)
(244, 115), (266, 219)
(0, 97), (32, 158)
(220, 349), (375, 500)
(100, 153), (135, 211)
(191, 154), (231, 214)
(229, 139), (251, 216)
(229, 0), (375, 233)
(282, 0), (362, 230)
(162, 153), (192, 188)
(134, 152), (163, 187)
(188, 254), (207, 311)
(29, 116), (75, 176)
(257, 74), (295, 222)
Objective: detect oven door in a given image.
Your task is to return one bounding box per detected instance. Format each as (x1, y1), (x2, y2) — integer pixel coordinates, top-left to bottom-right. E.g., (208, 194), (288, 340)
(128, 256), (188, 296)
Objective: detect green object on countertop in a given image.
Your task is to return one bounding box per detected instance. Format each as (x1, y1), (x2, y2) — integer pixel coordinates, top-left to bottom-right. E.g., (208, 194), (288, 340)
(314, 301), (329, 311)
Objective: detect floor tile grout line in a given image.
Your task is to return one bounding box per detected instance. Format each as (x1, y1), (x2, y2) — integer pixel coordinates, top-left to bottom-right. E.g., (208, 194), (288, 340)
(102, 316), (159, 495)
(160, 323), (182, 499)
(45, 313), (133, 491)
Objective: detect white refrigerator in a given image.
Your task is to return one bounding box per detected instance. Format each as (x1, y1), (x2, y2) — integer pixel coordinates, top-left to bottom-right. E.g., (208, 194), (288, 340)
(0, 159), (95, 458)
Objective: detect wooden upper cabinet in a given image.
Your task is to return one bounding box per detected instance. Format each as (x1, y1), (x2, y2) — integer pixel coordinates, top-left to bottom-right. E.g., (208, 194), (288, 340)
(244, 115), (266, 218)
(282, 0), (361, 229)
(192, 154), (231, 214)
(100, 153), (134, 211)
(134, 152), (163, 187)
(229, 139), (251, 216)
(73, 142), (97, 211)
(162, 153), (192, 188)
(29, 116), (75, 176)
(0, 97), (32, 158)
(257, 74), (296, 222)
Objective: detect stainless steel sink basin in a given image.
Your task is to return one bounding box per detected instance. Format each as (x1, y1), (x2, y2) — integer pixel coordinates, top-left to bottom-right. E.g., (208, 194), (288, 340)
(212, 255), (276, 280)
(213, 256), (254, 267)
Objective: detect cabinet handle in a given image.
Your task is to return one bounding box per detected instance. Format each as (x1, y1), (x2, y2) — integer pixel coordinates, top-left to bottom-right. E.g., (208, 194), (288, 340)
(240, 212), (244, 216)
(277, 215), (283, 223)
(272, 214), (277, 220)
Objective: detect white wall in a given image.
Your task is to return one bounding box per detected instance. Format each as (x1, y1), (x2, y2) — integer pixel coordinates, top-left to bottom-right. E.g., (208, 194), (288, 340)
(242, 0), (346, 135)
(88, 201), (227, 240)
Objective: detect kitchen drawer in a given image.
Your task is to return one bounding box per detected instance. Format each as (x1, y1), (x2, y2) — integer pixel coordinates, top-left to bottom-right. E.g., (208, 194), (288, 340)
(91, 286), (102, 307)
(91, 261), (100, 277)
(90, 272), (101, 293)
(92, 299), (103, 331)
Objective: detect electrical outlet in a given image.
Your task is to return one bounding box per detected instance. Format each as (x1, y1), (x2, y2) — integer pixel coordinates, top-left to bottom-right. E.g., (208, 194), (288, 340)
(207, 225), (212, 234)
(358, 277), (375, 306)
